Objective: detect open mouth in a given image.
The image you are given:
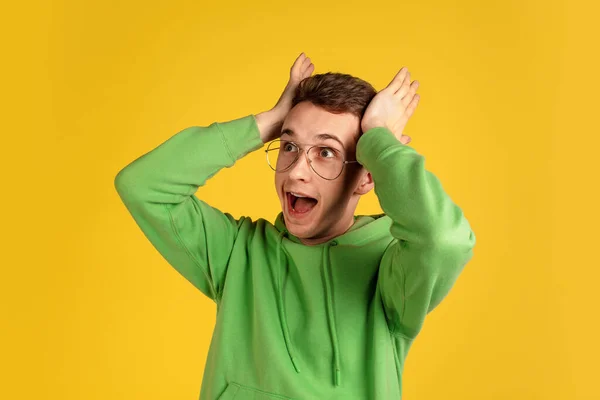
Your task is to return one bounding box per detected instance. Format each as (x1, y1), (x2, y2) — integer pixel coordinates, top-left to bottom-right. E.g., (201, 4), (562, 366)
(286, 191), (319, 217)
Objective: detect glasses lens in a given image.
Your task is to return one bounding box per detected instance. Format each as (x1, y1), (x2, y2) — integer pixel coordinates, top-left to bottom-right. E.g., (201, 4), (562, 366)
(266, 140), (298, 171)
(307, 146), (344, 180)
(266, 141), (346, 180)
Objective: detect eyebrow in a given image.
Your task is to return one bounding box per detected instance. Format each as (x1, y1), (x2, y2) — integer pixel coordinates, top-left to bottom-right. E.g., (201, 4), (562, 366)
(281, 128), (345, 148)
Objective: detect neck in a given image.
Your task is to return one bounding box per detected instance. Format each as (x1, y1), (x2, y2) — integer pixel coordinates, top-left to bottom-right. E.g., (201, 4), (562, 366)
(298, 215), (355, 246)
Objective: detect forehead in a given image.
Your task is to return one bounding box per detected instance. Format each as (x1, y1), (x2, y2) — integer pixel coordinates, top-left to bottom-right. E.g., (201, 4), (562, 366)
(281, 101), (360, 148)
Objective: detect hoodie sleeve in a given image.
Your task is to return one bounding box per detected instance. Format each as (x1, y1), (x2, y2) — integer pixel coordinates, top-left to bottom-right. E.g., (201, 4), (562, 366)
(356, 127), (476, 339)
(114, 115), (264, 302)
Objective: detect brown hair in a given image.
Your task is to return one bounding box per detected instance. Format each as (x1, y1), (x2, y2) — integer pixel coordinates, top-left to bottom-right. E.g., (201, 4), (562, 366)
(291, 72), (377, 120)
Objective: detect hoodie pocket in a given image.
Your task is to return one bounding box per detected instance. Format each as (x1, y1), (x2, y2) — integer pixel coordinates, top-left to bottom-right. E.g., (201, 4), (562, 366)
(217, 382), (295, 400)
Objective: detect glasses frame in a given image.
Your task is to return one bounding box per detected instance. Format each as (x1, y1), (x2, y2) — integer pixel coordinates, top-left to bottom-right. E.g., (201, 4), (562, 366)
(265, 139), (359, 181)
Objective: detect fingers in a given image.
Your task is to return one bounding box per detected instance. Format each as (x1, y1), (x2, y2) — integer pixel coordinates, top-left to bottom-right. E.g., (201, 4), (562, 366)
(396, 71), (412, 98)
(402, 80), (420, 107)
(386, 67), (409, 93)
(405, 93), (420, 119)
(300, 54), (312, 71)
(386, 67), (419, 102)
(290, 52), (314, 81)
(302, 57), (314, 78)
(290, 53), (307, 74)
(400, 135), (412, 145)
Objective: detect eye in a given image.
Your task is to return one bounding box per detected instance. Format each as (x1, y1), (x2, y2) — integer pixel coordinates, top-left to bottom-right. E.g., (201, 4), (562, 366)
(318, 147), (337, 158)
(282, 142), (298, 152)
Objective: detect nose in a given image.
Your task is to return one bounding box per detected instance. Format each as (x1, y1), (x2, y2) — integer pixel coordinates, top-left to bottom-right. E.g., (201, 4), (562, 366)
(287, 150), (312, 181)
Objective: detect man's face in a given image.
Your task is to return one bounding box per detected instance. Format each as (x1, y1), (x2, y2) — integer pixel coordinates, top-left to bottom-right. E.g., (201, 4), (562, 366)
(274, 101), (373, 244)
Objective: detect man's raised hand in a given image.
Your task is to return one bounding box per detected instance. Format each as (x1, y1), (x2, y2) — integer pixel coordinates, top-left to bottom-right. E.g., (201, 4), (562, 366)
(361, 67), (420, 145)
(256, 53), (315, 143)
(273, 52), (315, 116)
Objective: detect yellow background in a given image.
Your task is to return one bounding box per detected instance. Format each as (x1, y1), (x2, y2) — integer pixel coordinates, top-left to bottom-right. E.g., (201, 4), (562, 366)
(2, 0), (599, 399)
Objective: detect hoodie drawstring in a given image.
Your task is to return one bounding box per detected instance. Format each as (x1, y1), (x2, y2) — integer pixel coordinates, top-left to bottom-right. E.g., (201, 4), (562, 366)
(276, 231), (342, 387)
(322, 242), (341, 386)
(277, 231), (301, 373)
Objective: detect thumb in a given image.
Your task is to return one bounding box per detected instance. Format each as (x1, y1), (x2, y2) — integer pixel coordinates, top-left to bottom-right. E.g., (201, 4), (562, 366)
(400, 135), (412, 145)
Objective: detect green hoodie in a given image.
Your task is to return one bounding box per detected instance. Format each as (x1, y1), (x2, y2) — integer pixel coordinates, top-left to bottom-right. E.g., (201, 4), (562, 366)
(115, 114), (476, 400)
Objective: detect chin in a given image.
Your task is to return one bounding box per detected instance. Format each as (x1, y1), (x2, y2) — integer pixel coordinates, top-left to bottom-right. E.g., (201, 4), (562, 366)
(283, 211), (315, 234)
(285, 221), (315, 238)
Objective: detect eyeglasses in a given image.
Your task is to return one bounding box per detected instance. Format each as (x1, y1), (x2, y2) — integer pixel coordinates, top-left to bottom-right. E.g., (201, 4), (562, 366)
(265, 139), (359, 180)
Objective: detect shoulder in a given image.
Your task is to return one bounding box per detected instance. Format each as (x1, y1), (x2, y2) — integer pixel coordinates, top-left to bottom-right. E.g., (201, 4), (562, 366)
(233, 215), (281, 241)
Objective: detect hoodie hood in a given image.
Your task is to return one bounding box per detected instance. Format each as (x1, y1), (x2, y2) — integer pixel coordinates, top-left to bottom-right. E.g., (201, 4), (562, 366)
(273, 211), (393, 387)
(274, 212), (391, 246)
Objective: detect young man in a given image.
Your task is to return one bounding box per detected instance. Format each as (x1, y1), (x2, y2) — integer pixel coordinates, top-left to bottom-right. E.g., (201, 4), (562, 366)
(115, 53), (476, 400)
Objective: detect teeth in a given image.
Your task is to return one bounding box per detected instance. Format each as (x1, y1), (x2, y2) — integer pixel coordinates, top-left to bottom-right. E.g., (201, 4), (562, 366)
(290, 192), (308, 198)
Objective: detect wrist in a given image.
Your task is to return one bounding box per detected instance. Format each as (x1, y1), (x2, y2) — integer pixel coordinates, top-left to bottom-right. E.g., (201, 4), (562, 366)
(361, 120), (386, 134)
(256, 108), (286, 143)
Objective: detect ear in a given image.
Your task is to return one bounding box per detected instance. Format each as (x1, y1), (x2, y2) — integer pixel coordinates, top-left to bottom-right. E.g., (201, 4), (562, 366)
(354, 169), (374, 195)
